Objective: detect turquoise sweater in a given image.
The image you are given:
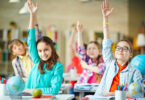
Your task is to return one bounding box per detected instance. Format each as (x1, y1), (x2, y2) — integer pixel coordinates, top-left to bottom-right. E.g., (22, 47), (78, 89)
(25, 29), (63, 95)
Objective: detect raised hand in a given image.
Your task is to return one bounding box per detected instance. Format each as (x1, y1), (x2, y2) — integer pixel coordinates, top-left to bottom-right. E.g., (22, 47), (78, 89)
(76, 21), (83, 33)
(80, 60), (88, 69)
(72, 25), (77, 34)
(27, 0), (38, 14)
(101, 0), (114, 17)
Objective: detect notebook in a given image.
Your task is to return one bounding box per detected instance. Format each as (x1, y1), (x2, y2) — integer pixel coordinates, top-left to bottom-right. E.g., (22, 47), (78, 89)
(86, 95), (115, 100)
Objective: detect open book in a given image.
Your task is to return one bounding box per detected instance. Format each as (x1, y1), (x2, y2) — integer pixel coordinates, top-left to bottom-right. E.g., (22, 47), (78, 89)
(86, 95), (115, 100)
(74, 83), (99, 91)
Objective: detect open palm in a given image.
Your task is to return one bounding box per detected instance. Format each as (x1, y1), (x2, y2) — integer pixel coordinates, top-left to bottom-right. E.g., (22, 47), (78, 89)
(76, 21), (83, 33)
(101, 0), (113, 17)
(27, 0), (38, 14)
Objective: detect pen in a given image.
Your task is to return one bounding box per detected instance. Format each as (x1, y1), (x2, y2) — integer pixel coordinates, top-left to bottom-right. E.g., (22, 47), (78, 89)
(123, 84), (128, 91)
(117, 85), (120, 90)
(121, 85), (125, 91)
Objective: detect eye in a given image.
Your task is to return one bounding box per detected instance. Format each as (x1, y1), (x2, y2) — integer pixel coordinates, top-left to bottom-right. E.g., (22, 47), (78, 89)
(38, 50), (42, 52)
(123, 47), (128, 50)
(44, 49), (48, 51)
(88, 48), (91, 50)
(115, 46), (120, 50)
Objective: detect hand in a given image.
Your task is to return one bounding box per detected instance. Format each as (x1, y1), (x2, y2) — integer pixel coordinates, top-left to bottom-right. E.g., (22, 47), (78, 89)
(102, 92), (115, 96)
(72, 25), (77, 34)
(27, 0), (38, 14)
(101, 0), (114, 18)
(76, 21), (83, 33)
(80, 60), (88, 69)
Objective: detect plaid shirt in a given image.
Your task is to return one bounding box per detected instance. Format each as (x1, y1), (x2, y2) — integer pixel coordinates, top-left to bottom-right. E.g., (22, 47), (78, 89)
(78, 46), (105, 83)
(95, 39), (142, 95)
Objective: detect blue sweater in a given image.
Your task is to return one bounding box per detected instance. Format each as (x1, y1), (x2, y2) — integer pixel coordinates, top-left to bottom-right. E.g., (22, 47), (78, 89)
(25, 29), (63, 95)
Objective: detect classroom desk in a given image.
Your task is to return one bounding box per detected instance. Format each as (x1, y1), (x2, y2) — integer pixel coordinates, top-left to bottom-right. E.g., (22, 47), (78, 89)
(0, 94), (75, 100)
(74, 83), (99, 99)
(60, 83), (72, 93)
(63, 73), (79, 82)
(86, 95), (145, 100)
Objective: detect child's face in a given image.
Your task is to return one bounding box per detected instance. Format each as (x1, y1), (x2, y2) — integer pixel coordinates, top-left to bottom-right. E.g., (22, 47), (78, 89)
(115, 41), (132, 62)
(37, 42), (52, 61)
(12, 43), (26, 56)
(87, 43), (99, 59)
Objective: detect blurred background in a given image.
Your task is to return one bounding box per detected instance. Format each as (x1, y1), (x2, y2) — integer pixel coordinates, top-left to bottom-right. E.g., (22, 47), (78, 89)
(0, 0), (145, 76)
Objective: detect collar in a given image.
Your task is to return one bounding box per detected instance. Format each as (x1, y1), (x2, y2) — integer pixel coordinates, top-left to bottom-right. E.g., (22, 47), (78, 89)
(19, 51), (28, 59)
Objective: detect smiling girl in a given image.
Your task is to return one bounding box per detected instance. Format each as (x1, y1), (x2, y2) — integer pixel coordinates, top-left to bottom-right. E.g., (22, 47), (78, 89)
(24, 0), (63, 95)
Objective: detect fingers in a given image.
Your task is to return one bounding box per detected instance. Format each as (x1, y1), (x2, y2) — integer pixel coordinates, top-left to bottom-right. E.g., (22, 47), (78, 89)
(110, 8), (114, 13)
(77, 20), (80, 27)
(106, 0), (109, 9)
(102, 0), (109, 9)
(76, 21), (83, 32)
(107, 8), (114, 16)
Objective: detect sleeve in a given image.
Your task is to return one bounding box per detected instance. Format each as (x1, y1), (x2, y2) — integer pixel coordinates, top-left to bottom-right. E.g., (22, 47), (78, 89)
(27, 29), (40, 64)
(35, 24), (42, 40)
(97, 63), (105, 75)
(78, 45), (87, 61)
(12, 59), (19, 76)
(102, 39), (114, 64)
(38, 63), (63, 95)
(133, 68), (142, 83)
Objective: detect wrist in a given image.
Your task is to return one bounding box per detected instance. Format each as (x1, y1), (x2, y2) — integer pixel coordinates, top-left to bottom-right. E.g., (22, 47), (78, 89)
(30, 13), (36, 16)
(103, 17), (108, 22)
(78, 31), (82, 34)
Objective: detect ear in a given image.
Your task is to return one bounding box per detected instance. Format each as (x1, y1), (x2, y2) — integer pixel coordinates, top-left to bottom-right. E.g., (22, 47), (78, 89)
(130, 53), (133, 58)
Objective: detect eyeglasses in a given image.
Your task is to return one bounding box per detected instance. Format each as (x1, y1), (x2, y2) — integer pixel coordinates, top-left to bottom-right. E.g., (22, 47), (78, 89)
(115, 46), (131, 52)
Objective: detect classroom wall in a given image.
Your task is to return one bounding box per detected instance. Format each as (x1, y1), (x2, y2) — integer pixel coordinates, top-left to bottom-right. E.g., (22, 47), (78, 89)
(0, 0), (144, 72)
(0, 0), (128, 34)
(0, 0), (129, 71)
(129, 0), (145, 38)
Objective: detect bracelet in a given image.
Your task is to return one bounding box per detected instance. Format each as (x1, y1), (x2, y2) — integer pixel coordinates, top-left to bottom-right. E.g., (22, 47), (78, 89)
(104, 22), (109, 25)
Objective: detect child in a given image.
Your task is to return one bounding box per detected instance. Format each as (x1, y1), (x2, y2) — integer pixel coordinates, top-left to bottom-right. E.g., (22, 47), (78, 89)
(94, 0), (142, 97)
(8, 39), (33, 81)
(8, 16), (41, 81)
(67, 25), (83, 100)
(77, 21), (105, 84)
(24, 0), (63, 95)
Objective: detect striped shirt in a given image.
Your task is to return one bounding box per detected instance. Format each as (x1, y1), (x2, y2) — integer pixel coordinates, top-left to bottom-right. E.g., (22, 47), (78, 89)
(12, 51), (33, 79)
(95, 39), (142, 95)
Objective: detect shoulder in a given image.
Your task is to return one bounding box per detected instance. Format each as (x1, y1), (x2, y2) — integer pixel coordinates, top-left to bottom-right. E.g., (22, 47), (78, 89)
(103, 38), (113, 45)
(128, 64), (141, 74)
(52, 62), (63, 74)
(55, 62), (63, 68)
(12, 57), (19, 64)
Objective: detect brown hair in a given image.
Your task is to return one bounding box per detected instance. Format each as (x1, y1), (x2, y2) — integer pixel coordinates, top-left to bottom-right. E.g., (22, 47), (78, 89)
(117, 39), (133, 53)
(8, 39), (24, 60)
(88, 41), (101, 50)
(87, 41), (102, 65)
(36, 36), (59, 74)
(116, 39), (133, 63)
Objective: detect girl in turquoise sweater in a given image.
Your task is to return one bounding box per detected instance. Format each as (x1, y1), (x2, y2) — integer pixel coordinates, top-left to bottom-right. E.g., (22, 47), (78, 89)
(23, 0), (63, 95)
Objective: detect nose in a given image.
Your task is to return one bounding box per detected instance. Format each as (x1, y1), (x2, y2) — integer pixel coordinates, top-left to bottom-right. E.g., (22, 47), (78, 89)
(41, 51), (45, 56)
(118, 48), (123, 52)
